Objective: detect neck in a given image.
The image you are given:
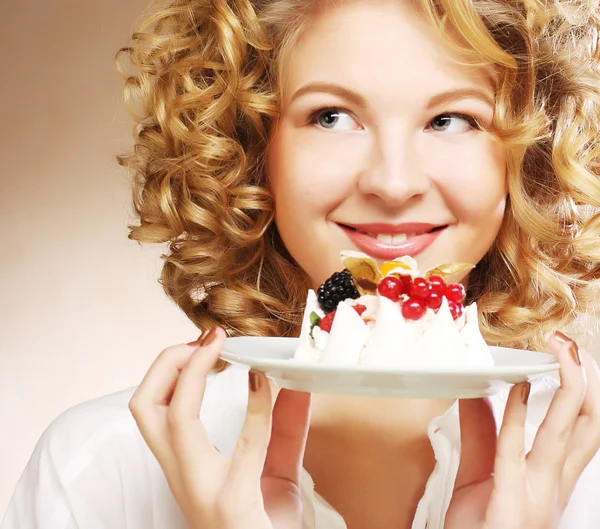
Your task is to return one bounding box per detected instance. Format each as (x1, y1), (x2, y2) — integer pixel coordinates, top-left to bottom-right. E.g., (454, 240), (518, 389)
(308, 393), (454, 443)
(304, 395), (455, 529)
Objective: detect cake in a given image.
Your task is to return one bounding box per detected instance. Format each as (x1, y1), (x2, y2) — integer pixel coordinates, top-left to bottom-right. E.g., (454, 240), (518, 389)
(294, 251), (493, 368)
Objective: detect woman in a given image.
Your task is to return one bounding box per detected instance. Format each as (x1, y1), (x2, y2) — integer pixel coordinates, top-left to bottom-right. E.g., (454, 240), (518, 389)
(3, 0), (600, 528)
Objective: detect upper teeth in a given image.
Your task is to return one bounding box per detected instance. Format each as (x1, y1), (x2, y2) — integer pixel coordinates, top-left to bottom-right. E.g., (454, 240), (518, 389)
(369, 233), (412, 244)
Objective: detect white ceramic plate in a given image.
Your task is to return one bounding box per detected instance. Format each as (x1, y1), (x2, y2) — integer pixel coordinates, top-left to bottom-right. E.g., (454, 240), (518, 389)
(220, 337), (560, 398)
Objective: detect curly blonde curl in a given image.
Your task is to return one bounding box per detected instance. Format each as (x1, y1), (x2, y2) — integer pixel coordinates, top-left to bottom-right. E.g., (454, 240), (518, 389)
(419, 0), (600, 350)
(118, 0), (600, 357)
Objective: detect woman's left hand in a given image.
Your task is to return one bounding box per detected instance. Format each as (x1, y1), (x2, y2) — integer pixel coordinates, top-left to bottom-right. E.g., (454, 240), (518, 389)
(446, 332), (600, 529)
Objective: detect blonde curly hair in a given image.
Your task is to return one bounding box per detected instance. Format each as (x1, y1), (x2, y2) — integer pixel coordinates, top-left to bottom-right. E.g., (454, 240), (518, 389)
(117, 0), (600, 354)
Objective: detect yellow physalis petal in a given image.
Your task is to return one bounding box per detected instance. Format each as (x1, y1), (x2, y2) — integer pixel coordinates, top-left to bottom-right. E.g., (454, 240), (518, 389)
(425, 263), (475, 280)
(341, 251), (382, 295)
(393, 255), (418, 270)
(379, 261), (410, 276)
(381, 266), (415, 278)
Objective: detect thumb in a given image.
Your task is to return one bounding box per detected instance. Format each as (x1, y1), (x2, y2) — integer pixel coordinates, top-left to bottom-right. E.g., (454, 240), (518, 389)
(454, 398), (497, 491)
(263, 389), (312, 485)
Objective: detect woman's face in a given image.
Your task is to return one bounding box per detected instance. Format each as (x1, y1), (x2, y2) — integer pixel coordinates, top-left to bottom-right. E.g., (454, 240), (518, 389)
(267, 0), (507, 289)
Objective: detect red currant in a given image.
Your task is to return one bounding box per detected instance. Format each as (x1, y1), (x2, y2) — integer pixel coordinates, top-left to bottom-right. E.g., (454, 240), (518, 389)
(353, 304), (367, 316)
(449, 301), (464, 320)
(428, 275), (446, 296)
(401, 297), (427, 320)
(378, 276), (404, 301)
(445, 283), (466, 304)
(400, 275), (413, 295)
(318, 311), (336, 332)
(409, 277), (430, 298)
(426, 292), (443, 310)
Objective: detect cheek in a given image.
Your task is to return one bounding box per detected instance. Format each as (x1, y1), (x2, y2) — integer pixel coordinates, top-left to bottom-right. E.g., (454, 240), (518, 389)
(268, 126), (363, 215)
(429, 138), (507, 223)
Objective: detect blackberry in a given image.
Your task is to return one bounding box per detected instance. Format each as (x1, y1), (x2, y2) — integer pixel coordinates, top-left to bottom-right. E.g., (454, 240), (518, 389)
(317, 269), (360, 313)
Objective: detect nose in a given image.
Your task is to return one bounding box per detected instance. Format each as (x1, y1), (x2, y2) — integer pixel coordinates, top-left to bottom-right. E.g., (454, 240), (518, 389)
(357, 129), (430, 207)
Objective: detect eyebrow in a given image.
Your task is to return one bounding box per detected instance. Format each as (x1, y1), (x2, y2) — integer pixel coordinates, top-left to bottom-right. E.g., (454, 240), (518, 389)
(426, 88), (494, 109)
(289, 82), (494, 109)
(290, 82), (368, 108)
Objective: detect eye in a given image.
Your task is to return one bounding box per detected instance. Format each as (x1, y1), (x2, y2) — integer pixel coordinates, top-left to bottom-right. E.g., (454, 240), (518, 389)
(428, 113), (481, 133)
(309, 107), (361, 131)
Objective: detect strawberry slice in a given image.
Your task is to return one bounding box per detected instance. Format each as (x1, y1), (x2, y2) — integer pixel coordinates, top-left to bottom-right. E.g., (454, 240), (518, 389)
(318, 311), (336, 332)
(353, 304), (367, 316)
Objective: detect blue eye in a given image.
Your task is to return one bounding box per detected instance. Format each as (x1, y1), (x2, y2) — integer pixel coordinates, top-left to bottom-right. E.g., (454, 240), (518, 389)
(429, 113), (481, 133)
(309, 108), (360, 131)
(318, 110), (341, 128)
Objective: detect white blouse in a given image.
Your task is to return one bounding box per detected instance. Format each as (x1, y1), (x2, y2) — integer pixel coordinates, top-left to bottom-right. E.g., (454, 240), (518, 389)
(3, 365), (600, 529)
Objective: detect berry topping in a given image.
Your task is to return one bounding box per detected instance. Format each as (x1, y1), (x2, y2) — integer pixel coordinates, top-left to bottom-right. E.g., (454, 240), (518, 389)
(400, 275), (413, 294)
(426, 291), (443, 310)
(409, 277), (430, 298)
(353, 304), (367, 316)
(377, 276), (404, 301)
(445, 283), (466, 304)
(317, 269), (360, 313)
(318, 311), (336, 332)
(427, 275), (446, 296)
(401, 297), (427, 320)
(449, 301), (464, 320)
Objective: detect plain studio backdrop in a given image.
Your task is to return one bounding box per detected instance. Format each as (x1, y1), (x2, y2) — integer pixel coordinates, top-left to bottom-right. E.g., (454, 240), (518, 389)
(0, 0), (199, 515)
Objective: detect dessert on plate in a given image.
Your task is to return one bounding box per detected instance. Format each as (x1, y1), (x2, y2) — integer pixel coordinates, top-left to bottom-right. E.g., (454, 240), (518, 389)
(294, 251), (493, 368)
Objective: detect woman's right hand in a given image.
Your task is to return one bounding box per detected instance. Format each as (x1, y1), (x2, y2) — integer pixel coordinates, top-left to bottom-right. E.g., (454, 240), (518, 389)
(129, 328), (312, 529)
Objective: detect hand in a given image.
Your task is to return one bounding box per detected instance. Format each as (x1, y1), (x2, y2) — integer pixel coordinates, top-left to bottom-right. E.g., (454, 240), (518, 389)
(446, 332), (600, 529)
(129, 328), (312, 529)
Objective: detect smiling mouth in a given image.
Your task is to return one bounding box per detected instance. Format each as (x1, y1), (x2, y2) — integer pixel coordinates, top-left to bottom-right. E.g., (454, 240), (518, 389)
(338, 223), (448, 259)
(341, 225), (447, 240)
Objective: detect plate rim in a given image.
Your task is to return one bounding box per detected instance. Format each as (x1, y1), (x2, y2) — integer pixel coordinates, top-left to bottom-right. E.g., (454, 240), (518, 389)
(220, 336), (560, 377)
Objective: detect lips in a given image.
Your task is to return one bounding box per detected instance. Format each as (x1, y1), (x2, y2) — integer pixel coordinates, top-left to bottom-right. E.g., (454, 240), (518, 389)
(339, 222), (447, 260)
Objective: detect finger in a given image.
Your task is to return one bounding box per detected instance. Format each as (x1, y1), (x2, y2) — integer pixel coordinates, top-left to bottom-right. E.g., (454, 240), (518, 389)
(131, 327), (210, 411)
(263, 389), (312, 484)
(129, 342), (200, 425)
(493, 382), (529, 489)
(164, 328), (227, 497)
(527, 332), (586, 477)
(129, 334), (206, 463)
(229, 371), (273, 484)
(166, 328), (224, 457)
(563, 347), (600, 492)
(454, 398), (497, 491)
(187, 328), (209, 347)
(168, 327), (224, 421)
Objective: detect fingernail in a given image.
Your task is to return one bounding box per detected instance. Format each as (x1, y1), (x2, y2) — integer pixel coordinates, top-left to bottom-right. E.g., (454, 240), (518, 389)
(249, 371), (261, 392)
(186, 334), (203, 346)
(202, 328), (218, 347)
(553, 332), (581, 366)
(554, 331), (572, 343)
(522, 382), (531, 404)
(569, 341), (582, 366)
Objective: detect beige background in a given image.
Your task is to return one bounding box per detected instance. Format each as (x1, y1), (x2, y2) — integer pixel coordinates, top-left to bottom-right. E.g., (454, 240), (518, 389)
(0, 0), (198, 516)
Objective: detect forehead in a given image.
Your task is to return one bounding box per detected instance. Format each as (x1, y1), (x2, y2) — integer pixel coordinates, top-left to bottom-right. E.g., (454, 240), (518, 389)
(281, 0), (495, 108)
